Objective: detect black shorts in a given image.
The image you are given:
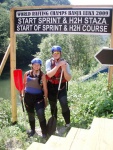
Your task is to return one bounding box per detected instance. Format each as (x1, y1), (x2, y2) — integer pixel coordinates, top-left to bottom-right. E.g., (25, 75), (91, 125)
(24, 92), (44, 113)
(47, 81), (67, 102)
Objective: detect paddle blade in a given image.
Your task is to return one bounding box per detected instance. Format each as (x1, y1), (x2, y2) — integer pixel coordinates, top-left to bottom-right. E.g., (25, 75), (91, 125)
(47, 116), (57, 135)
(13, 69), (23, 92)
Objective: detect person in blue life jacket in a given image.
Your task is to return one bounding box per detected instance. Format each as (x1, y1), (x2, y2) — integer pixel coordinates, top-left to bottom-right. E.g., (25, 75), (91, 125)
(22, 58), (48, 138)
(45, 45), (71, 128)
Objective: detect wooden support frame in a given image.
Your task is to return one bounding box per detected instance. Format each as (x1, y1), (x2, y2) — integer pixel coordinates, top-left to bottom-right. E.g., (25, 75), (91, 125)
(10, 5), (113, 123)
(108, 9), (113, 90)
(0, 44), (10, 75)
(10, 8), (16, 123)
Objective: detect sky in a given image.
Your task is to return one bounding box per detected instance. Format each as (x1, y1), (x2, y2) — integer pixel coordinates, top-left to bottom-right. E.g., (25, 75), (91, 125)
(69, 0), (113, 5)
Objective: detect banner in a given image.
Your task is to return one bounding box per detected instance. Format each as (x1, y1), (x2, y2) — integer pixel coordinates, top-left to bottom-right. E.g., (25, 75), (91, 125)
(14, 8), (112, 34)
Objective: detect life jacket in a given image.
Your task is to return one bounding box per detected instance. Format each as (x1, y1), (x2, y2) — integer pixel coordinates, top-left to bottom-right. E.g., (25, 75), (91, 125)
(46, 58), (67, 84)
(25, 70), (43, 94)
(27, 70), (43, 86)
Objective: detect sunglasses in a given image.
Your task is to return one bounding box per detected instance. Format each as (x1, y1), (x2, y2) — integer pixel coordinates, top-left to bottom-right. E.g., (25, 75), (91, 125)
(52, 51), (60, 54)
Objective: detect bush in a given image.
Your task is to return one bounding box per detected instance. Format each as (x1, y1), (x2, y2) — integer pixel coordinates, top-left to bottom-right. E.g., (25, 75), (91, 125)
(68, 73), (113, 128)
(0, 98), (12, 128)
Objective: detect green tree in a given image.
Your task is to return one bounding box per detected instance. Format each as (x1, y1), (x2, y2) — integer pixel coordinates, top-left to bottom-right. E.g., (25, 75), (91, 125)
(35, 34), (110, 74)
(16, 34), (33, 67)
(1, 0), (34, 10)
(0, 0), (4, 2)
(0, 7), (9, 54)
(32, 0), (70, 6)
(29, 34), (46, 54)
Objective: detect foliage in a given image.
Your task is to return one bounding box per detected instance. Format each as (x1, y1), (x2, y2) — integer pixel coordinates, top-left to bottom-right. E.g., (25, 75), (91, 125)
(35, 34), (110, 74)
(16, 34), (48, 67)
(16, 34), (34, 66)
(68, 73), (113, 128)
(0, 99), (51, 150)
(0, 0), (34, 10)
(0, 98), (12, 129)
(1, 72), (113, 149)
(32, 0), (70, 6)
(0, 7), (9, 54)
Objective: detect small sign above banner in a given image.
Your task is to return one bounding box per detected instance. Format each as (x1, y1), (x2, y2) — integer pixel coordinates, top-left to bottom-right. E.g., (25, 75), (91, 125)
(14, 8), (112, 34)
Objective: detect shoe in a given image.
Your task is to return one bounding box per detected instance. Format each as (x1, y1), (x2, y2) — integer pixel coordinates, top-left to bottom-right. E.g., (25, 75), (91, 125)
(55, 127), (59, 134)
(27, 130), (35, 137)
(65, 123), (70, 128)
(42, 134), (47, 138)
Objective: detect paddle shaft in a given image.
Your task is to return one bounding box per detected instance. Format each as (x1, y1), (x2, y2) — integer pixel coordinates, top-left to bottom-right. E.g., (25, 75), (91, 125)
(52, 70), (63, 117)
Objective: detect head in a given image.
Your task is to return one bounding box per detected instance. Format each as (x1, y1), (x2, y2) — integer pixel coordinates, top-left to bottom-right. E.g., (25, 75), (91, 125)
(51, 45), (62, 60)
(31, 58), (42, 71)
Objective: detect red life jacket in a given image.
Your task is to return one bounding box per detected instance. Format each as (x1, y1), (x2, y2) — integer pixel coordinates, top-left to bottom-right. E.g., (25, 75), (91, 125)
(46, 59), (67, 84)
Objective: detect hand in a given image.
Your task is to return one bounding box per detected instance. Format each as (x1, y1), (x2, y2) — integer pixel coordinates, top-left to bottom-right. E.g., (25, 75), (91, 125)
(19, 95), (24, 101)
(58, 60), (66, 67)
(61, 62), (67, 71)
(44, 99), (48, 108)
(57, 60), (67, 70)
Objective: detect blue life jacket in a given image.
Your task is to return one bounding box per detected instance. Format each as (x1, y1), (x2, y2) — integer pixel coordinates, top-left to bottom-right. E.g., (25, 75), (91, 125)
(25, 70), (43, 94)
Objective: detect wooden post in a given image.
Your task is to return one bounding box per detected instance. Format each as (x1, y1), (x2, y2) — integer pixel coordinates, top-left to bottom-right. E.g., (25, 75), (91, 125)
(108, 8), (113, 90)
(10, 8), (17, 123)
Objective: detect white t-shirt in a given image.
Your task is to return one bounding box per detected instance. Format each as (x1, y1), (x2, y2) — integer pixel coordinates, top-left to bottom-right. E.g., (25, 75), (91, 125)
(45, 58), (71, 74)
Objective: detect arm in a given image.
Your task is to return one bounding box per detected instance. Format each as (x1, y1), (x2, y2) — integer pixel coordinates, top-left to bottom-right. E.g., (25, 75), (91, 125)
(22, 71), (30, 96)
(46, 59), (60, 78)
(46, 59), (66, 78)
(23, 72), (27, 94)
(20, 71), (27, 100)
(42, 74), (48, 107)
(61, 62), (71, 81)
(46, 65), (60, 78)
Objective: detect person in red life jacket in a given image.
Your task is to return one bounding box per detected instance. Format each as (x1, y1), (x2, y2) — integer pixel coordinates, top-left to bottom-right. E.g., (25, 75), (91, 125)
(22, 58), (48, 138)
(45, 45), (71, 128)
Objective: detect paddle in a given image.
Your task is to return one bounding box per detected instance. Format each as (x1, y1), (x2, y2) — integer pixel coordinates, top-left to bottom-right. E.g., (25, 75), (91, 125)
(47, 70), (63, 136)
(13, 69), (25, 111)
(13, 69), (27, 126)
(13, 69), (23, 92)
